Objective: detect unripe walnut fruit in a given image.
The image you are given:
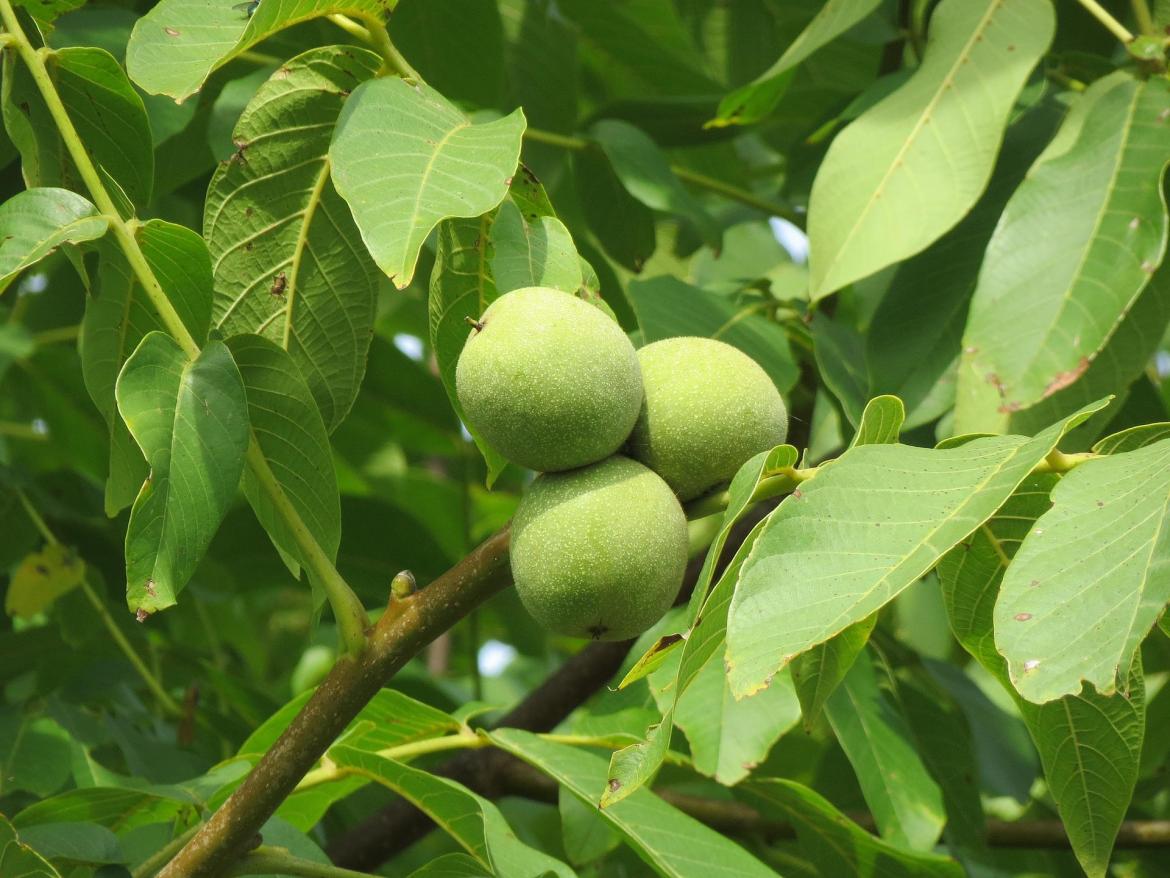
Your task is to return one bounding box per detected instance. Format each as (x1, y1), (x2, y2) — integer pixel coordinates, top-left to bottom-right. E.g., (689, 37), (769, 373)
(510, 456), (688, 641)
(628, 337), (787, 500)
(455, 287), (643, 472)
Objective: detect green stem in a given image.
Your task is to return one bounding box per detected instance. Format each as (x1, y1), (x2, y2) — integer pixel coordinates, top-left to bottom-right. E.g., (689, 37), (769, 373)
(133, 825), (202, 878)
(1132, 0), (1156, 34)
(16, 491), (182, 716)
(228, 847), (376, 878)
(235, 49), (282, 67)
(1036, 450), (1098, 474)
(0, 0), (370, 657)
(333, 11), (419, 79)
(296, 731), (488, 790)
(1076, 0), (1136, 43)
(31, 324), (80, 345)
(521, 126), (801, 224)
(0, 419), (46, 440)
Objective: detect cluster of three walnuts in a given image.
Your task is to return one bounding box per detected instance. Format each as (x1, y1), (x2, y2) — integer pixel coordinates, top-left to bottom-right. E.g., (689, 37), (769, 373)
(457, 287), (788, 642)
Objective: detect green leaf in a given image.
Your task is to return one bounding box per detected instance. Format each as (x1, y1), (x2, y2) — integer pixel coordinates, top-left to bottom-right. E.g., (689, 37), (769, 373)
(807, 0), (1054, 299)
(0, 712), (71, 797)
(555, 0), (719, 97)
(811, 312), (867, 427)
(995, 438), (1170, 702)
(125, 0), (396, 102)
(672, 654), (800, 785)
(4, 543), (85, 619)
(0, 816), (61, 878)
(741, 778), (963, 878)
(894, 670), (987, 857)
(938, 475), (1145, 878)
(1005, 256), (1170, 442)
(15, 822), (124, 866)
(626, 276), (799, 394)
(13, 786), (193, 831)
(712, 0), (882, 127)
(791, 616), (876, 731)
(3, 47), (153, 208)
(428, 216), (509, 484)
(867, 101), (1064, 429)
(725, 399), (1108, 698)
(0, 188), (106, 294)
(824, 650), (946, 850)
(226, 334), (341, 591)
(407, 854), (493, 878)
(329, 746), (575, 877)
(849, 395), (905, 447)
(573, 150), (656, 272)
(605, 443), (792, 807)
(590, 119), (720, 249)
(115, 334), (250, 614)
(81, 221), (213, 515)
(205, 46), (381, 432)
(388, 0), (505, 109)
(220, 688), (461, 829)
(490, 729), (778, 878)
(330, 78), (525, 289)
(959, 73), (1170, 418)
(1093, 422), (1170, 454)
(790, 396), (901, 724)
(490, 198), (582, 293)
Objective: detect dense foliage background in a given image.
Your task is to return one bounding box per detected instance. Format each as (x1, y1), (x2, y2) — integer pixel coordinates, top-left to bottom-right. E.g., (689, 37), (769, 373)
(3, 0), (1170, 876)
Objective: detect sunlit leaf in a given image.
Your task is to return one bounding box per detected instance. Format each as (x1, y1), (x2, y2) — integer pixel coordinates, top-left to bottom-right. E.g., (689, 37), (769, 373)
(4, 543), (85, 619)
(0, 188), (106, 294)
(126, 0), (397, 101)
(725, 400), (1107, 698)
(331, 78), (525, 289)
(995, 438), (1170, 702)
(807, 0), (1054, 298)
(205, 46), (381, 432)
(959, 72), (1170, 418)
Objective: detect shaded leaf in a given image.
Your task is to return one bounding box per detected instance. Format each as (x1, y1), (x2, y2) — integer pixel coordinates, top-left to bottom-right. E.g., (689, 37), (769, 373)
(227, 334), (341, 593)
(807, 0), (1054, 298)
(713, 0), (882, 127)
(672, 656), (800, 785)
(116, 334), (249, 613)
(590, 119), (719, 248)
(791, 616), (876, 730)
(330, 78), (525, 289)
(81, 221), (213, 515)
(0, 816), (61, 878)
(0, 188), (106, 294)
(741, 779), (962, 877)
(725, 400), (1108, 698)
(491, 729), (777, 878)
(330, 746), (574, 877)
(626, 276), (798, 393)
(205, 46), (381, 432)
(389, 0), (505, 108)
(3, 47), (153, 208)
(573, 149), (656, 272)
(824, 650), (946, 851)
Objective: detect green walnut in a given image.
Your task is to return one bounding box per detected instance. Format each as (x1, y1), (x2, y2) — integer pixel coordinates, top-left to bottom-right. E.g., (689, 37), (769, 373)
(628, 337), (787, 500)
(510, 456), (688, 641)
(456, 287), (643, 472)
